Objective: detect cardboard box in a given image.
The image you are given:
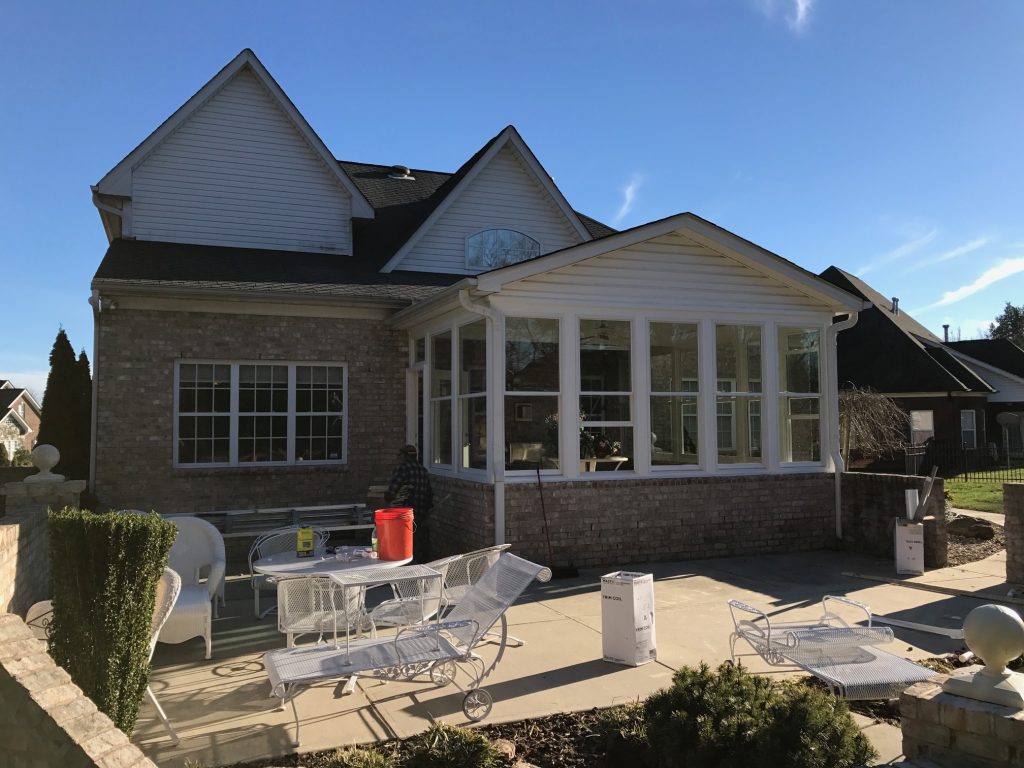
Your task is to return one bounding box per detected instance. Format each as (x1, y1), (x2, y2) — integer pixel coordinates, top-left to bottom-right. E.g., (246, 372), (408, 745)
(895, 520), (924, 575)
(601, 571), (657, 666)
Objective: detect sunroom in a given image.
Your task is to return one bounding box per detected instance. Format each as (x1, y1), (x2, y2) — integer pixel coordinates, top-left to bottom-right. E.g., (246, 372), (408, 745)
(392, 214), (865, 565)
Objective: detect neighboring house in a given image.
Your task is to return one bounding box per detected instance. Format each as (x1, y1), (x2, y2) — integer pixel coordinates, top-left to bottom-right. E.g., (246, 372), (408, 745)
(89, 49), (865, 566)
(0, 381), (42, 458)
(820, 266), (1024, 466)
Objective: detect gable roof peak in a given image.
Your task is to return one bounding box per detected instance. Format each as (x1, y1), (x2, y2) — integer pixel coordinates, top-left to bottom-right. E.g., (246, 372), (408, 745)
(93, 48), (374, 219)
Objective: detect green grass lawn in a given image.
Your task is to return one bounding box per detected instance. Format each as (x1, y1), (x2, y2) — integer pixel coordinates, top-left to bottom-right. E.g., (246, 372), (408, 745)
(944, 477), (1005, 514)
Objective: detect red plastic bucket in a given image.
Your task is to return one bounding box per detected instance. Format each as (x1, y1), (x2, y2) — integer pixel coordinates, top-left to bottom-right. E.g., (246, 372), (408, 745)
(374, 507), (414, 560)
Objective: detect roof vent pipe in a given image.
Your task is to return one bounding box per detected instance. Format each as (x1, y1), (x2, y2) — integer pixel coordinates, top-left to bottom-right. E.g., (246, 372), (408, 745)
(891, 297), (900, 315)
(388, 165), (415, 180)
(943, 324), (950, 342)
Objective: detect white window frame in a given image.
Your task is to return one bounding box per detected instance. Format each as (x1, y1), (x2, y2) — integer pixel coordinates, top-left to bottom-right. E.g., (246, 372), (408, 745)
(428, 330), (455, 469)
(465, 228), (542, 270)
(910, 410), (934, 446)
(173, 360), (348, 468)
(504, 315), (561, 476)
(648, 319), (702, 470)
(579, 318), (634, 474)
(458, 319), (488, 472)
(778, 328), (823, 465)
(960, 409), (977, 450)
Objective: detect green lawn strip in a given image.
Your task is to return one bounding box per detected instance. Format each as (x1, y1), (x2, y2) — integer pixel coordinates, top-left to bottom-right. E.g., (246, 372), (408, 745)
(944, 479), (1004, 514)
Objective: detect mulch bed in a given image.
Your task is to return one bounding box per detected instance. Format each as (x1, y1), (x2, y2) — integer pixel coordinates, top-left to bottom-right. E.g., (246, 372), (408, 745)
(945, 526), (1005, 567)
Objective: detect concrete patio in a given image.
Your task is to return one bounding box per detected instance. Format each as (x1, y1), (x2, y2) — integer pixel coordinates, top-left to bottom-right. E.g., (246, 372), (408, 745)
(136, 548), (1016, 768)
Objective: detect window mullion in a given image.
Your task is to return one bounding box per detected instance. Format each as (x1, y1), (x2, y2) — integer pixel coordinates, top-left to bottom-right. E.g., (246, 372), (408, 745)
(229, 364), (239, 466)
(287, 365), (296, 464)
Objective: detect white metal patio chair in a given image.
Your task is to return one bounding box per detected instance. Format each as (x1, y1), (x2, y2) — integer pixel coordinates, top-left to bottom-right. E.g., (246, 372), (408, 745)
(728, 596), (937, 700)
(249, 526), (330, 619)
(441, 544), (526, 647)
(277, 575), (376, 648)
(264, 552), (551, 746)
(367, 554), (459, 629)
(160, 516), (225, 659)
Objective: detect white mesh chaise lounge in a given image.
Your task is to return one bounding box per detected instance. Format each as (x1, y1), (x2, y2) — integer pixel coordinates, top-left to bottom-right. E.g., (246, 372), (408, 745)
(264, 552), (551, 746)
(728, 596), (937, 700)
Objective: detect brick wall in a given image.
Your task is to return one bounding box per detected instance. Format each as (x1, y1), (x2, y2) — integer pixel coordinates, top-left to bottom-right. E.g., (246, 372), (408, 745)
(430, 475), (495, 557)
(1, 480), (85, 616)
(901, 675), (1024, 767)
(0, 613), (158, 768)
(94, 308), (406, 514)
(502, 473), (835, 568)
(841, 472), (948, 567)
(1006, 483), (1023, 584)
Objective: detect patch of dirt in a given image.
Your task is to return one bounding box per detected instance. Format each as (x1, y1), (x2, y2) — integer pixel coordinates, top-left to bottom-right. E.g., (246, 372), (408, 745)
(946, 526), (1005, 567)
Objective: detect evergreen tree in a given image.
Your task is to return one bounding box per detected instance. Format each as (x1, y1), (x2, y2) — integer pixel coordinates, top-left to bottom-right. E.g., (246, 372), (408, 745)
(987, 302), (1024, 347)
(77, 349), (93, 480)
(0, 443), (9, 467)
(36, 329), (91, 479)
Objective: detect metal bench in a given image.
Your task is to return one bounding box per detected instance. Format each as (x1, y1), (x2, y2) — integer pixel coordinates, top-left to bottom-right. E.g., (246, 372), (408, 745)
(188, 503), (374, 539)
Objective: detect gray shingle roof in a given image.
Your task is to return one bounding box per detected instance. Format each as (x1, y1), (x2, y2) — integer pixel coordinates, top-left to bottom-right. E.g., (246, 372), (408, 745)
(946, 339), (1024, 379)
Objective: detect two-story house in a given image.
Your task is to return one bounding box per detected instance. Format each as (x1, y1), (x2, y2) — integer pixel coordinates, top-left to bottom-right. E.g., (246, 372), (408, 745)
(89, 50), (866, 566)
(0, 381), (41, 459)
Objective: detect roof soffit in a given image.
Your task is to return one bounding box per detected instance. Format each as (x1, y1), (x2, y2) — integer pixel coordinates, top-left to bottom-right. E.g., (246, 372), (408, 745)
(94, 49), (374, 218)
(380, 126), (593, 273)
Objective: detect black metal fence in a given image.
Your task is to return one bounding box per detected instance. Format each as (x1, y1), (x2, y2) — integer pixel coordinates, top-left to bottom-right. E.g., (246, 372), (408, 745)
(905, 440), (1024, 482)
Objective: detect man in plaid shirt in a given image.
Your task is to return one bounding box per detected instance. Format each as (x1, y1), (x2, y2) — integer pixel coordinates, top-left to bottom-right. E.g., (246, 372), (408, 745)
(384, 444), (434, 561)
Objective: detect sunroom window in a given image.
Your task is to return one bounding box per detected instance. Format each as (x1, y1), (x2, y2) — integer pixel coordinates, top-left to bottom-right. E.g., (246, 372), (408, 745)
(580, 319), (633, 471)
(459, 320), (488, 470)
(779, 328), (821, 463)
(715, 325), (763, 464)
(505, 317), (559, 470)
(467, 229), (541, 270)
(650, 322), (699, 466)
(430, 331), (453, 466)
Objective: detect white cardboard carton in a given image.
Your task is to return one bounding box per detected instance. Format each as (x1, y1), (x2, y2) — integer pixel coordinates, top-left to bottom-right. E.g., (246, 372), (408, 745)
(601, 571), (657, 666)
(895, 520), (924, 575)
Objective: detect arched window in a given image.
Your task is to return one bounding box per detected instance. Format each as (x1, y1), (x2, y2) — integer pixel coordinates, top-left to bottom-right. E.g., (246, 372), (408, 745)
(466, 229), (540, 269)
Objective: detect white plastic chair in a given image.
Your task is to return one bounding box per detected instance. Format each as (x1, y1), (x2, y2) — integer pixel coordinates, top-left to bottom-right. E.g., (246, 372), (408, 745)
(147, 568), (182, 743)
(249, 527), (330, 619)
(160, 516), (225, 659)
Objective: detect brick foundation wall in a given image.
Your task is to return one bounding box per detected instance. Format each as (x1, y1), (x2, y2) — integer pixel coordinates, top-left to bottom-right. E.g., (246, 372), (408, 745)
(94, 308), (406, 514)
(429, 475), (495, 558)
(0, 613), (158, 768)
(503, 473), (835, 568)
(1006, 483), (1023, 584)
(901, 675), (1024, 767)
(841, 472), (948, 567)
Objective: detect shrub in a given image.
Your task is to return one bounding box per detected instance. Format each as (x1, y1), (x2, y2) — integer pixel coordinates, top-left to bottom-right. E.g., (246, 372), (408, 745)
(48, 507), (177, 735)
(325, 747), (394, 768)
(642, 662), (876, 768)
(408, 723), (503, 768)
(593, 703), (652, 767)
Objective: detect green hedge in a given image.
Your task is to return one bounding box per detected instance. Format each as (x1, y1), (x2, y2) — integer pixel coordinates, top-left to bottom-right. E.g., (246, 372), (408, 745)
(48, 507), (177, 734)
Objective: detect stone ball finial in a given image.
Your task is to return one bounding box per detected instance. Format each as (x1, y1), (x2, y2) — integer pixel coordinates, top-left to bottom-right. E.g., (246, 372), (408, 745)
(963, 604), (1024, 678)
(24, 444), (66, 484)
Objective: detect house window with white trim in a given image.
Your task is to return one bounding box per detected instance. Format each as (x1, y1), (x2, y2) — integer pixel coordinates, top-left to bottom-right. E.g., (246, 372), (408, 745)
(650, 322), (699, 466)
(431, 331), (453, 466)
(580, 319), (633, 470)
(505, 317), (559, 470)
(715, 325), (763, 464)
(961, 409), (977, 450)
(910, 411), (934, 445)
(779, 328), (821, 463)
(175, 362), (346, 466)
(466, 229), (540, 269)
(459, 320), (488, 470)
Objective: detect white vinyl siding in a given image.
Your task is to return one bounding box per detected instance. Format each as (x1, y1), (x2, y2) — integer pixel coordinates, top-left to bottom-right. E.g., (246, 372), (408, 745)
(498, 232), (825, 312)
(132, 68), (353, 254)
(399, 145), (584, 273)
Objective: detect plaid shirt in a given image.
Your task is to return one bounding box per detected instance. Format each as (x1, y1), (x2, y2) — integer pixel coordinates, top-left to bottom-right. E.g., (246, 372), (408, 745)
(385, 457), (434, 515)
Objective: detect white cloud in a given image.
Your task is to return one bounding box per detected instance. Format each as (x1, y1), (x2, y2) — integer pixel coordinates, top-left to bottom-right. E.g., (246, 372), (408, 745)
(612, 175), (643, 226)
(905, 236), (989, 273)
(789, 0), (816, 32)
(0, 371), (48, 402)
(855, 228), (937, 276)
(912, 257), (1024, 315)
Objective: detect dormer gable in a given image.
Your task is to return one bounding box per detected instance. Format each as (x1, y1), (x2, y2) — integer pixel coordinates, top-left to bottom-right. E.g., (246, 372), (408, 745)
(381, 126), (593, 274)
(93, 49), (373, 255)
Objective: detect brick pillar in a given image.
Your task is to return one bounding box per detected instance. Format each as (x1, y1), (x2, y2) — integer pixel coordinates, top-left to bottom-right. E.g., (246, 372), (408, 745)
(0, 477), (85, 615)
(1006, 483), (1024, 585)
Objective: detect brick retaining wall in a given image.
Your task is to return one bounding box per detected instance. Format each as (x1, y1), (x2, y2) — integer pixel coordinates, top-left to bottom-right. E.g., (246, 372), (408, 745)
(841, 471), (948, 568)
(0, 613), (158, 768)
(94, 308), (406, 514)
(1006, 483), (1023, 584)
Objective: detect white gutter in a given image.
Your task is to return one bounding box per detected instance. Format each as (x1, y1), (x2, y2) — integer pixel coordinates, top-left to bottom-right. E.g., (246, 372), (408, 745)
(457, 289), (506, 546)
(828, 311), (860, 540)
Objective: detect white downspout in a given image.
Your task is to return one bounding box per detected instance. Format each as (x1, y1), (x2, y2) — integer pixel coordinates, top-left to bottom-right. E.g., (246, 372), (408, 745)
(828, 311), (860, 540)
(458, 289), (506, 546)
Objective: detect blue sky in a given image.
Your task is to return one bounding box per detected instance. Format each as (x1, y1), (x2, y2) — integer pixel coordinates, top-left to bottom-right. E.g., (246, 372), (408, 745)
(2, 1), (1023, 399)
